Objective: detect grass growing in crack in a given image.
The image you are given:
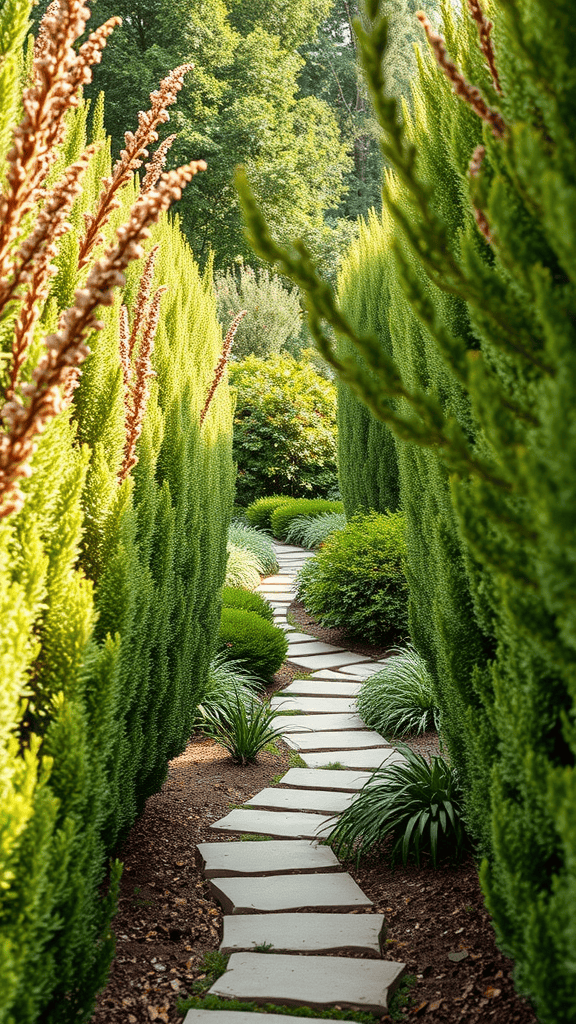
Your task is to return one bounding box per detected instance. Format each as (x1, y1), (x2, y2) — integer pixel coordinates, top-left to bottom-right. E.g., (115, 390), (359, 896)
(177, 994), (379, 1023)
(387, 975), (418, 1020)
(252, 942), (275, 952)
(319, 761), (347, 771)
(189, 952), (230, 995)
(239, 834), (273, 841)
(288, 751), (307, 768)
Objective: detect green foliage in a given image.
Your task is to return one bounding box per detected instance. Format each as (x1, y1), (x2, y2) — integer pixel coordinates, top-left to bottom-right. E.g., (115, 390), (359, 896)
(194, 653), (260, 727)
(189, 951), (230, 994)
(388, 974), (418, 1021)
(357, 646), (440, 737)
(336, 211), (400, 516)
(229, 354), (338, 505)
(228, 521), (279, 574)
(178, 993), (379, 1024)
(215, 265), (303, 359)
(327, 747), (467, 867)
(197, 692), (286, 765)
(217, 607), (288, 680)
(284, 511), (347, 549)
(270, 499), (344, 540)
(225, 542), (262, 590)
(238, 0), (576, 1016)
(245, 495), (293, 530)
(295, 512), (408, 642)
(221, 586), (274, 622)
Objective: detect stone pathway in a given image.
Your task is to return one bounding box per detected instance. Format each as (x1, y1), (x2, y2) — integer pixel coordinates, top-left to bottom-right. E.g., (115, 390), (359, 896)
(184, 542), (406, 1022)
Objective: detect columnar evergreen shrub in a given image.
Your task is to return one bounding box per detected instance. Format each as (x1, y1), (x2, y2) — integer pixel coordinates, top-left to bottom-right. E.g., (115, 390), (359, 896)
(295, 512), (408, 642)
(0, 7), (234, 1021)
(229, 353), (338, 505)
(269, 498), (344, 540)
(238, 0), (576, 1017)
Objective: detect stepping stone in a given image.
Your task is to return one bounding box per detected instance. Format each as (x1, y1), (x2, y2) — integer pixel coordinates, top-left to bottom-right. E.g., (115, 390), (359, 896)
(338, 662), (383, 678)
(272, 712), (365, 733)
(220, 911), (386, 957)
(273, 544), (308, 553)
(259, 575), (294, 584)
(283, 679), (362, 697)
(279, 631), (318, 643)
(288, 652), (368, 670)
(301, 748), (407, 770)
(259, 586), (295, 594)
(280, 767), (374, 792)
(210, 808), (332, 839)
(311, 668), (371, 680)
(270, 695), (357, 714)
(286, 641), (346, 656)
(284, 730), (391, 753)
(185, 1013), (362, 1024)
(196, 840), (341, 878)
(244, 786), (355, 814)
(208, 872), (371, 914)
(208, 952), (406, 1013)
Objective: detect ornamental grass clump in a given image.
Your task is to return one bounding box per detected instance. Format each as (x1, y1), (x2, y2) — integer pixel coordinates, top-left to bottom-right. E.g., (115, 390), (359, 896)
(327, 747), (467, 867)
(194, 654), (260, 729)
(269, 498), (344, 541)
(225, 542), (262, 590)
(198, 692), (286, 765)
(284, 511), (347, 549)
(357, 646), (440, 738)
(228, 521), (279, 574)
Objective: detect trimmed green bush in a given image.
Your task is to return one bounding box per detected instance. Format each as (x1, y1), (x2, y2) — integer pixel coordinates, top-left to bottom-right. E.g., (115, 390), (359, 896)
(229, 354), (338, 505)
(284, 512), (347, 549)
(228, 522), (279, 575)
(217, 608), (288, 680)
(327, 747), (467, 867)
(222, 586), (274, 622)
(270, 499), (344, 540)
(295, 512), (408, 643)
(357, 647), (440, 738)
(225, 543), (262, 591)
(245, 495), (293, 530)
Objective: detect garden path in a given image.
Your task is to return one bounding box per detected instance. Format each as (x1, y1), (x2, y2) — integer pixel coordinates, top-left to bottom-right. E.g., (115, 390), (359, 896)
(184, 542), (407, 1023)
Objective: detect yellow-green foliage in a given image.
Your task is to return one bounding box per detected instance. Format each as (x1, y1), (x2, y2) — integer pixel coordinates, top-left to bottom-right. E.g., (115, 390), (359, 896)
(0, 32), (233, 1024)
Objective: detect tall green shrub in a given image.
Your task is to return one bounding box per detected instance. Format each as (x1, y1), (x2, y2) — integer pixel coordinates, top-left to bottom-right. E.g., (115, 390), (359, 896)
(238, 0), (576, 1018)
(0, 11), (234, 1021)
(336, 211), (400, 515)
(215, 264), (303, 360)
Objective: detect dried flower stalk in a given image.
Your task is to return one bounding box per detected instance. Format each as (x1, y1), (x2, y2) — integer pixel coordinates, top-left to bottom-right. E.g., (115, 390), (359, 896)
(468, 144), (493, 243)
(200, 309), (247, 426)
(78, 66), (193, 267)
(120, 285), (167, 480)
(0, 160), (206, 517)
(119, 304), (131, 394)
(142, 135), (176, 192)
(128, 245), (160, 356)
(466, 0), (502, 94)
(417, 12), (506, 138)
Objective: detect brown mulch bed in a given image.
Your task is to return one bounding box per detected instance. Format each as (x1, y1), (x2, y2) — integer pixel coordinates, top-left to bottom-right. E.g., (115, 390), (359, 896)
(92, 644), (538, 1024)
(287, 600), (396, 661)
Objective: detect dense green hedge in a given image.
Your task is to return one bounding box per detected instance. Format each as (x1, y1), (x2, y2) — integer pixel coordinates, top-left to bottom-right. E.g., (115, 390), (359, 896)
(270, 499), (344, 540)
(217, 608), (288, 680)
(245, 495), (293, 530)
(221, 586), (274, 622)
(0, 59), (233, 1024)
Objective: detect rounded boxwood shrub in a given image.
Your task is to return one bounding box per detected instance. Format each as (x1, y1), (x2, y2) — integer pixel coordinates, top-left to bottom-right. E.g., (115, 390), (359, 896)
(270, 499), (344, 541)
(229, 354), (338, 505)
(245, 495), (293, 530)
(217, 608), (288, 680)
(221, 586), (274, 623)
(295, 511), (408, 643)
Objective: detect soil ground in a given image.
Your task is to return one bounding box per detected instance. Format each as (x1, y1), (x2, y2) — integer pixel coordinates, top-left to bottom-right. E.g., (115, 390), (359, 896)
(92, 604), (538, 1024)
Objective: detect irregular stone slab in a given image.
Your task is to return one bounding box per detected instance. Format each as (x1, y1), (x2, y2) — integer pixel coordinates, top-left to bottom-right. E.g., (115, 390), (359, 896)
(301, 748), (406, 770)
(283, 679), (362, 697)
(185, 1012), (361, 1024)
(208, 872), (371, 914)
(196, 840), (341, 878)
(208, 952), (406, 1013)
(273, 544), (309, 553)
(270, 695), (357, 714)
(259, 575), (295, 585)
(286, 642), (347, 657)
(338, 662), (382, 678)
(244, 786), (355, 815)
(280, 767), (374, 792)
(220, 911), (386, 957)
(288, 652), (368, 670)
(311, 668), (370, 681)
(258, 586), (295, 595)
(280, 631), (320, 643)
(210, 808), (332, 839)
(285, 730), (391, 753)
(272, 712), (365, 733)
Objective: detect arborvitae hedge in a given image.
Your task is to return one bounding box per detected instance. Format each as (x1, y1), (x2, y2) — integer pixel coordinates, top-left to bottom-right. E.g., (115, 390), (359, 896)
(0, 21), (234, 1024)
(336, 212), (400, 516)
(238, 0), (576, 1018)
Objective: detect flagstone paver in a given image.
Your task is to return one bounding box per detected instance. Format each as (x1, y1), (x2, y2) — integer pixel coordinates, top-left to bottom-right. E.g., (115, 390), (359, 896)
(310, 668), (366, 680)
(280, 631), (321, 644)
(244, 785), (355, 815)
(184, 1013), (361, 1024)
(278, 767), (374, 791)
(282, 679), (362, 697)
(196, 840), (341, 878)
(270, 695), (357, 714)
(208, 952), (406, 1013)
(271, 712), (365, 732)
(301, 748), (407, 770)
(210, 808), (332, 839)
(208, 872), (371, 915)
(283, 729), (391, 753)
(337, 662), (383, 678)
(220, 911), (386, 957)
(286, 641), (347, 656)
(288, 651), (369, 670)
